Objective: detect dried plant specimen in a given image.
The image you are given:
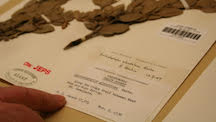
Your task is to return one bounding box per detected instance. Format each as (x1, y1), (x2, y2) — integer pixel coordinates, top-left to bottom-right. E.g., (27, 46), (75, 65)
(63, 0), (215, 49)
(0, 0), (73, 41)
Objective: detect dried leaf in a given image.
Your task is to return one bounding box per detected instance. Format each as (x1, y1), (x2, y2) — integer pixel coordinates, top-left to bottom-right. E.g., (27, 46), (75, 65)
(7, 32), (23, 40)
(111, 4), (125, 16)
(136, 15), (148, 22)
(99, 24), (129, 36)
(34, 24), (55, 34)
(85, 9), (103, 21)
(2, 30), (17, 36)
(119, 13), (143, 22)
(185, 0), (198, 7)
(158, 8), (183, 18)
(73, 11), (87, 21)
(193, 0), (216, 13)
(63, 11), (74, 22)
(141, 0), (158, 15)
(171, 1), (184, 9)
(104, 6), (114, 15)
(92, 0), (118, 8)
(127, 0), (144, 13)
(84, 22), (99, 30)
(17, 22), (37, 32)
(148, 14), (161, 20)
(12, 14), (32, 24)
(171, 0), (198, 9)
(200, 7), (216, 13)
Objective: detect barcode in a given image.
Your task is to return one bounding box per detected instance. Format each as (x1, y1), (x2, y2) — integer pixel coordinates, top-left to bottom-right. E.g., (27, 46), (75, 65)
(162, 27), (202, 40)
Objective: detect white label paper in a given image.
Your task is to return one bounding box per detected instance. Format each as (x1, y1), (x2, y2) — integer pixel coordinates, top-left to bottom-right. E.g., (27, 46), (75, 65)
(55, 51), (170, 122)
(160, 23), (207, 44)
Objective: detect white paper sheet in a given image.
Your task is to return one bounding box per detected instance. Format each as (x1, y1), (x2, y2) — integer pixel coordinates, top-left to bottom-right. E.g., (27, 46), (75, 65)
(164, 57), (216, 122)
(0, 0), (216, 122)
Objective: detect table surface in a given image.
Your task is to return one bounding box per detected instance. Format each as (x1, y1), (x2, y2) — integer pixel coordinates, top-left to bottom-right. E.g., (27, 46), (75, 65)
(0, 1), (216, 122)
(0, 0), (9, 7)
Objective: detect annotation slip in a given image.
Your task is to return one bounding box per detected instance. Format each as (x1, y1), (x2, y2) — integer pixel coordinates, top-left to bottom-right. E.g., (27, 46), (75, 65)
(56, 51), (171, 122)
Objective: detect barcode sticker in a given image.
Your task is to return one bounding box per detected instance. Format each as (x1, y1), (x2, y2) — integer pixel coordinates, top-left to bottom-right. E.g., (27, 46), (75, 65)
(160, 24), (206, 43)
